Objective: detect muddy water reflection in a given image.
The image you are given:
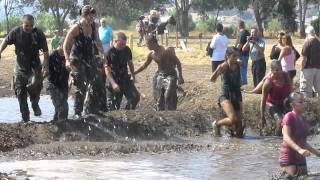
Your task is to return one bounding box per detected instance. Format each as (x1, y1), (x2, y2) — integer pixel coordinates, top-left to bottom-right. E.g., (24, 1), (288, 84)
(0, 137), (319, 180)
(0, 95), (74, 123)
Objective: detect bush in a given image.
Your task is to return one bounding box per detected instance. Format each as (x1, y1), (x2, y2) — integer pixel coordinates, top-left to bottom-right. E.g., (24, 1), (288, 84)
(196, 18), (217, 33)
(267, 18), (282, 38)
(311, 12), (320, 37)
(0, 17), (21, 34)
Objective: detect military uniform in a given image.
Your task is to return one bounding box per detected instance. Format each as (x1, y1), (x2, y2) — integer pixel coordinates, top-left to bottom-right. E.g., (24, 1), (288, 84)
(69, 22), (100, 116)
(47, 50), (69, 121)
(5, 26), (48, 122)
(105, 46), (140, 110)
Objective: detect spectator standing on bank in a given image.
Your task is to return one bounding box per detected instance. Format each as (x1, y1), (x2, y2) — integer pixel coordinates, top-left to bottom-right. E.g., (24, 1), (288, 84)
(209, 23), (229, 72)
(242, 27), (266, 87)
(99, 18), (113, 54)
(235, 21), (250, 85)
(300, 26), (320, 98)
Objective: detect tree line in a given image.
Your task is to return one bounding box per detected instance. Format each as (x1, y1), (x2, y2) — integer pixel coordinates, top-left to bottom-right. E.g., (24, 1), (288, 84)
(0, 0), (319, 38)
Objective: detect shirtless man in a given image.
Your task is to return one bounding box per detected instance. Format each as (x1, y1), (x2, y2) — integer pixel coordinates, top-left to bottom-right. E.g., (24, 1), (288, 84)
(134, 36), (184, 111)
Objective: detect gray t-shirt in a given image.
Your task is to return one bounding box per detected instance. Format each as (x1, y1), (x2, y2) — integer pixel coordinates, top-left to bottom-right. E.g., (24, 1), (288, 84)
(249, 37), (265, 61)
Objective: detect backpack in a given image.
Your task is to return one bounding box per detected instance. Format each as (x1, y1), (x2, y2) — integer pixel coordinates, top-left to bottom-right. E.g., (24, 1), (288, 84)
(206, 42), (213, 57)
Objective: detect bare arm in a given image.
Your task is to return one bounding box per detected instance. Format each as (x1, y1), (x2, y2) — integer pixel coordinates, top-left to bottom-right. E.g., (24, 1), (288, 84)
(283, 125), (311, 157)
(242, 41), (250, 52)
(173, 54), (184, 84)
(42, 51), (49, 76)
(63, 24), (79, 67)
(134, 52), (153, 75)
(305, 142), (320, 157)
(128, 60), (135, 80)
(0, 40), (8, 59)
(210, 64), (224, 82)
(260, 80), (270, 128)
(104, 63), (120, 92)
(278, 47), (289, 61)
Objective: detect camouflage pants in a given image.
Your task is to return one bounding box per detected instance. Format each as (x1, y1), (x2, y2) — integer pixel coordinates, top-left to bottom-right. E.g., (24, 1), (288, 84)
(48, 83), (68, 121)
(153, 72), (177, 111)
(71, 60), (98, 115)
(106, 79), (140, 111)
(14, 71), (43, 121)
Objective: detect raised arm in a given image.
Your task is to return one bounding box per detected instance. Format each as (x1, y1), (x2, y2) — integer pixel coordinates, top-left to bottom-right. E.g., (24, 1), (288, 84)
(210, 64), (224, 82)
(134, 52), (153, 75)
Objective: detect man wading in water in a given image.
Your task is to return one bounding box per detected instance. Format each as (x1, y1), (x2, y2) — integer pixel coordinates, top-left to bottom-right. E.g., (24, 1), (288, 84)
(134, 36), (184, 111)
(0, 14), (48, 122)
(63, 5), (104, 118)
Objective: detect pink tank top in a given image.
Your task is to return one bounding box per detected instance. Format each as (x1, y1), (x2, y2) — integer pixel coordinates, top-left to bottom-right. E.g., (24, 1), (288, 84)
(281, 48), (295, 72)
(266, 74), (291, 106)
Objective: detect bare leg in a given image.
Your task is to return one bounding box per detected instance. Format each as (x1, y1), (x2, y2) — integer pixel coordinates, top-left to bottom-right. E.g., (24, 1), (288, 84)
(217, 100), (239, 126)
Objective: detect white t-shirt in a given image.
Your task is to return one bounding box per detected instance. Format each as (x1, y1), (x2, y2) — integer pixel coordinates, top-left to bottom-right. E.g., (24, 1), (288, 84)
(210, 33), (229, 61)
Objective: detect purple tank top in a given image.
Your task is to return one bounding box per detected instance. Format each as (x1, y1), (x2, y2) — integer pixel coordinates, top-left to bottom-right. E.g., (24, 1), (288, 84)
(266, 74), (291, 106)
(279, 112), (310, 165)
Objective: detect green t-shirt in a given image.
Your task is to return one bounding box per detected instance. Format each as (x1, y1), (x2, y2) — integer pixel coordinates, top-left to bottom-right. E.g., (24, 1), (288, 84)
(51, 35), (60, 50)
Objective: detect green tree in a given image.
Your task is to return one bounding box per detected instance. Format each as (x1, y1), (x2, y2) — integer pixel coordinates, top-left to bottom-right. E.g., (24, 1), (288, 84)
(3, 0), (24, 34)
(276, 0), (297, 33)
(38, 0), (78, 35)
(251, 0), (277, 37)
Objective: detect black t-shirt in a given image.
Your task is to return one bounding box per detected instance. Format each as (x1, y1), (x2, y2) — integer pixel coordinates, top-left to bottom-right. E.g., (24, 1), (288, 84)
(302, 38), (320, 69)
(236, 29), (250, 56)
(5, 26), (48, 73)
(105, 46), (132, 82)
(48, 50), (69, 89)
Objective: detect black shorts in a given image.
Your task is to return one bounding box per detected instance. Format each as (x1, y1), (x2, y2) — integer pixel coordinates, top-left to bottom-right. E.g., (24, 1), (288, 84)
(287, 70), (296, 80)
(211, 61), (224, 72)
(267, 104), (289, 121)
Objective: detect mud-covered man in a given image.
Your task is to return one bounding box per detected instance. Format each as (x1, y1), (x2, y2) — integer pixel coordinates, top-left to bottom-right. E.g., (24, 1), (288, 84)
(0, 14), (48, 122)
(104, 32), (140, 110)
(134, 36), (184, 111)
(47, 37), (69, 122)
(63, 5), (104, 118)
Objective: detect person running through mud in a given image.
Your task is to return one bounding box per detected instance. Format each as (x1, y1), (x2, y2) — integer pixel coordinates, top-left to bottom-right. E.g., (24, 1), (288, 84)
(134, 35), (184, 111)
(0, 14), (48, 122)
(104, 32), (140, 110)
(260, 60), (292, 136)
(279, 92), (320, 178)
(63, 5), (104, 118)
(210, 47), (243, 137)
(47, 37), (69, 122)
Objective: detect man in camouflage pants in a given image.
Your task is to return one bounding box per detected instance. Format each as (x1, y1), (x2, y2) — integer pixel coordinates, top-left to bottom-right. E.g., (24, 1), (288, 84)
(0, 14), (48, 122)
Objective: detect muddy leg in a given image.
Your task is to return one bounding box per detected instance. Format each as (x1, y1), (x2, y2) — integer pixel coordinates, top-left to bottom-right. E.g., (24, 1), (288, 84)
(164, 76), (177, 110)
(15, 74), (29, 122)
(124, 80), (140, 110)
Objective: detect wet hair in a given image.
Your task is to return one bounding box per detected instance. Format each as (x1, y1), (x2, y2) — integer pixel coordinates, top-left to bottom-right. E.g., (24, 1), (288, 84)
(270, 60), (282, 70)
(287, 92), (304, 104)
(225, 46), (240, 59)
(22, 14), (34, 22)
(282, 34), (293, 47)
(80, 5), (96, 16)
(216, 23), (223, 33)
(239, 21), (245, 29)
(114, 32), (127, 42)
(146, 35), (158, 45)
(278, 31), (285, 36)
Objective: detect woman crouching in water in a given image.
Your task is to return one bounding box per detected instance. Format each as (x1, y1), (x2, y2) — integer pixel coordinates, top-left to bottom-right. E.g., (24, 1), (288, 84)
(210, 46), (243, 137)
(279, 92), (320, 178)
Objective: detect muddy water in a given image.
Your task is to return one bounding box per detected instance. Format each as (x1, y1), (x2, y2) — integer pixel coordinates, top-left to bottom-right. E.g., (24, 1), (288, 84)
(0, 95), (74, 123)
(0, 97), (319, 179)
(0, 136), (319, 180)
